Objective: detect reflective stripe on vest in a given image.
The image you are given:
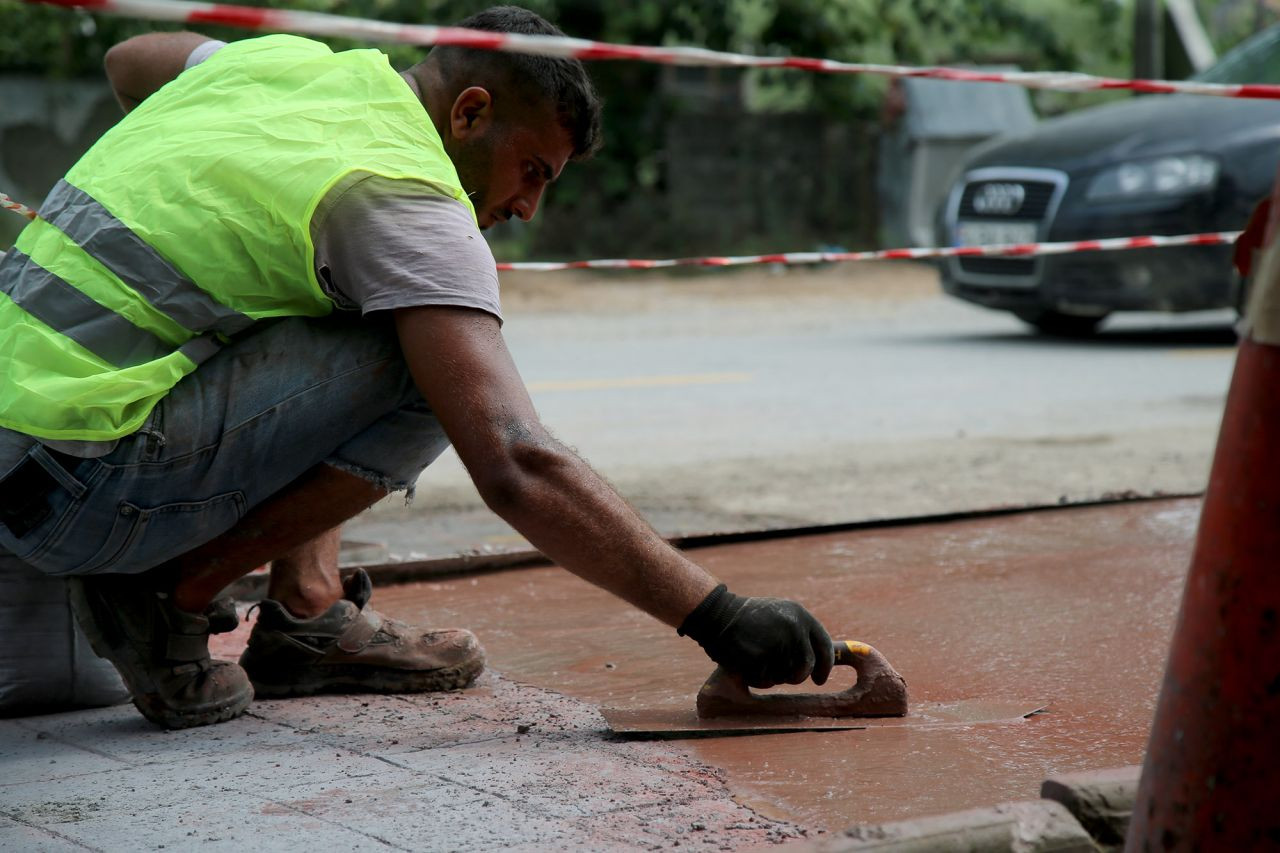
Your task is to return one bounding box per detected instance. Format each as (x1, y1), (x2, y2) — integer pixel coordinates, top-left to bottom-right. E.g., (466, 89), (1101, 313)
(41, 181), (255, 338)
(0, 249), (225, 369)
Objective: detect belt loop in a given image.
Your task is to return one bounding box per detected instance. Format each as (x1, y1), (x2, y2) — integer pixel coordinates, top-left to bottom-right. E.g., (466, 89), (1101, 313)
(28, 444), (88, 500)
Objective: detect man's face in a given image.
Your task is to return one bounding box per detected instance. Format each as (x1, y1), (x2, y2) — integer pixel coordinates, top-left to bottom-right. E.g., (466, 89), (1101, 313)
(450, 108), (574, 230)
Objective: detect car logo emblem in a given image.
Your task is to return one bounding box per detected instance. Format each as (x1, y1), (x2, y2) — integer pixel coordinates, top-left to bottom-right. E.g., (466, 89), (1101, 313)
(972, 183), (1026, 215)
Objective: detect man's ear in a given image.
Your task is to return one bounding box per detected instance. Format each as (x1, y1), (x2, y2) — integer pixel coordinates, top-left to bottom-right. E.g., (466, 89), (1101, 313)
(450, 87), (493, 141)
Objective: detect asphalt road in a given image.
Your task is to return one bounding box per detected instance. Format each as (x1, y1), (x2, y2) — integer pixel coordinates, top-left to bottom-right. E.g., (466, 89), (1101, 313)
(348, 262), (1237, 558)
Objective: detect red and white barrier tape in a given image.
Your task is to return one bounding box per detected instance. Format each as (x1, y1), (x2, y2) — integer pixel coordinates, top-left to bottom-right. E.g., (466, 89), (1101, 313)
(26, 0), (1280, 101)
(0, 192), (38, 222)
(494, 232), (1242, 272)
(0, 195), (1240, 268)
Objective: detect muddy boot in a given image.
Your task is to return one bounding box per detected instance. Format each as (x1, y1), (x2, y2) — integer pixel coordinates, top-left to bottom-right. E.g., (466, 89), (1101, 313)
(240, 568), (484, 698)
(68, 575), (254, 729)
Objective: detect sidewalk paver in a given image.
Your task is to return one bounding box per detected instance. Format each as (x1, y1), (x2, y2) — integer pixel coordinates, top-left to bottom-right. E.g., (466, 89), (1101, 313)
(2, 664), (803, 851)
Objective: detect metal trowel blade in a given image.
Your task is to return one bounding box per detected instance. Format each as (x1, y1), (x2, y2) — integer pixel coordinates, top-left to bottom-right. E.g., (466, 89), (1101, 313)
(602, 699), (1047, 739)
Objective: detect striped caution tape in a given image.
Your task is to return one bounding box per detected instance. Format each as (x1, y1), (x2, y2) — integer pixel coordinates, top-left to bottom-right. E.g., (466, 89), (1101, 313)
(0, 192), (38, 222)
(24, 0), (1280, 101)
(494, 232), (1243, 272)
(0, 195), (1239, 270)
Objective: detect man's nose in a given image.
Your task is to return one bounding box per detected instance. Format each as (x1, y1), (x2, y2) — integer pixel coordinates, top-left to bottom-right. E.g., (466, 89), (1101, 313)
(513, 186), (544, 222)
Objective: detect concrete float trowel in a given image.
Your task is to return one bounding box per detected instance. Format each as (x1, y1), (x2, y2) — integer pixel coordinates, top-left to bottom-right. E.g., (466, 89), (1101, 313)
(603, 640), (1045, 738)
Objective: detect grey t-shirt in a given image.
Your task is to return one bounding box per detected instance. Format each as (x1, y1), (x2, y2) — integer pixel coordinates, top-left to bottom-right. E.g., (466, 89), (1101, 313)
(44, 41), (499, 458)
(312, 172), (501, 322)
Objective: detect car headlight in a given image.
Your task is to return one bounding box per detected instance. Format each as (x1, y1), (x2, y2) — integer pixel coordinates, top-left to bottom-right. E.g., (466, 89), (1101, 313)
(1086, 154), (1219, 202)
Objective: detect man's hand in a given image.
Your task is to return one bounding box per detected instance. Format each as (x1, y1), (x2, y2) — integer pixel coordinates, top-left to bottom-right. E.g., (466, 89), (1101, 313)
(679, 584), (834, 688)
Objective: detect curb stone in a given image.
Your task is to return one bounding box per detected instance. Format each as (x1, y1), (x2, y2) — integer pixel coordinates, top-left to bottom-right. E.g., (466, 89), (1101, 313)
(1040, 766), (1141, 851)
(775, 800), (1100, 852)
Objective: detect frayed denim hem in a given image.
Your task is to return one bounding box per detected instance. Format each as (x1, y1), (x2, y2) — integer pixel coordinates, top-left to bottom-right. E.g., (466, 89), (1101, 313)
(324, 459), (416, 504)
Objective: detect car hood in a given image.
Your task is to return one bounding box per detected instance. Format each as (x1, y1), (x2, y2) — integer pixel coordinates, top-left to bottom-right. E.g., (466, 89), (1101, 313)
(963, 94), (1280, 172)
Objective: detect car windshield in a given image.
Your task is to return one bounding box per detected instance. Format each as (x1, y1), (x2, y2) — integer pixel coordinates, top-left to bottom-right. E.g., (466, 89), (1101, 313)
(1194, 26), (1280, 84)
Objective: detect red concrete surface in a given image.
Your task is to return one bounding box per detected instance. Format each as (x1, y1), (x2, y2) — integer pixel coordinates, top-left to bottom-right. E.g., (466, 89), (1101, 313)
(370, 498), (1198, 831)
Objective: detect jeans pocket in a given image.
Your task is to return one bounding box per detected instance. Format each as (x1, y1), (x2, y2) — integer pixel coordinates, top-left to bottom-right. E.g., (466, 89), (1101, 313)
(1, 448), (99, 567)
(49, 491), (247, 576)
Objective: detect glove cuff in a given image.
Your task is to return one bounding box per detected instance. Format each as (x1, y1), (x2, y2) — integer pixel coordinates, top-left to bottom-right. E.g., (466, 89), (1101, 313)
(677, 583), (742, 643)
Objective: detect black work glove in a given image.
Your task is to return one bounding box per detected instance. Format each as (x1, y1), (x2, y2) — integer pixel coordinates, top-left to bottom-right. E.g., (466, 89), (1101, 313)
(678, 584), (834, 688)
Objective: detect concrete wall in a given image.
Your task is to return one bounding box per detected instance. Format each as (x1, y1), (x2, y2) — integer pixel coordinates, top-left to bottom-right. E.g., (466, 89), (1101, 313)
(528, 111), (881, 258)
(0, 76), (119, 249)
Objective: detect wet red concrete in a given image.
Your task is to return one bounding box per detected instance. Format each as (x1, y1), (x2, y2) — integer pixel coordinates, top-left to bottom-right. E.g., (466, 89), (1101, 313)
(361, 498), (1199, 831)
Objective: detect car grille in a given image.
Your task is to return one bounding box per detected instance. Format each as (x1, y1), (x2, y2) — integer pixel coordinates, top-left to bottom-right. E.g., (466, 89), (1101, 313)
(952, 174), (1065, 280)
(958, 180), (1057, 220)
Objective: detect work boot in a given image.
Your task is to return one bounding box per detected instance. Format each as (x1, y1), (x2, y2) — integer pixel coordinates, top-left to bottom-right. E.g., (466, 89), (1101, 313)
(239, 568), (484, 698)
(68, 575), (254, 729)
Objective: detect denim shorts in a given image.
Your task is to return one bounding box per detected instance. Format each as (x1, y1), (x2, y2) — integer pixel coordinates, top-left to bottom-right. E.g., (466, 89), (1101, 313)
(0, 314), (450, 577)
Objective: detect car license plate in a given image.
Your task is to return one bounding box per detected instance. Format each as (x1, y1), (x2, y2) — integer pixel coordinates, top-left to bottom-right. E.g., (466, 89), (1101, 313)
(955, 220), (1038, 247)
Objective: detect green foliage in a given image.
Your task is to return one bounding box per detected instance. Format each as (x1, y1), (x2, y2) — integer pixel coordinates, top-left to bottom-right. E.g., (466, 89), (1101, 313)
(1202, 0), (1280, 50)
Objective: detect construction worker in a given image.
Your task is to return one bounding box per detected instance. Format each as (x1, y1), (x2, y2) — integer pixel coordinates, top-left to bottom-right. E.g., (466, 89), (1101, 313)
(0, 6), (834, 728)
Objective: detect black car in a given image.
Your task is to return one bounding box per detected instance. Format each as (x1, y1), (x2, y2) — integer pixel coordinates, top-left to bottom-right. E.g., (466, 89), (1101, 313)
(937, 26), (1280, 334)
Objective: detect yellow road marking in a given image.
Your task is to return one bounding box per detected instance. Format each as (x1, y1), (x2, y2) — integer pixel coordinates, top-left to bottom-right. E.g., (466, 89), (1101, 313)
(528, 372), (752, 392)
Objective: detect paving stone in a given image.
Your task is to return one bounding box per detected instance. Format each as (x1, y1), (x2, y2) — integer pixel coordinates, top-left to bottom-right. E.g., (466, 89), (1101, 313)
(2, 665), (797, 849)
(266, 771), (575, 851)
(0, 816), (94, 851)
(453, 672), (613, 734)
(250, 690), (514, 755)
(161, 741), (403, 795)
(41, 792), (391, 852)
(1, 764), (209, 824)
(11, 704), (309, 767)
(0, 718), (127, 787)
(388, 733), (714, 820)
(572, 796), (807, 850)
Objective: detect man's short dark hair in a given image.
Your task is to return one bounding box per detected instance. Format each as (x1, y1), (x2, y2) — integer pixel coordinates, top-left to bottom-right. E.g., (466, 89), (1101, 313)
(429, 6), (603, 160)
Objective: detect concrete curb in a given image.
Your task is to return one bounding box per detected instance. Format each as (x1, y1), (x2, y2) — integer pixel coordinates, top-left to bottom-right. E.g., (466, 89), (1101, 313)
(773, 766), (1144, 852)
(1040, 766), (1140, 849)
(226, 492), (1202, 601)
(787, 800), (1099, 851)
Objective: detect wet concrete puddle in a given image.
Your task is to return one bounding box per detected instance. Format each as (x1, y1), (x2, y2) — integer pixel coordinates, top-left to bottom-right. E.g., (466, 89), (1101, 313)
(373, 498), (1197, 830)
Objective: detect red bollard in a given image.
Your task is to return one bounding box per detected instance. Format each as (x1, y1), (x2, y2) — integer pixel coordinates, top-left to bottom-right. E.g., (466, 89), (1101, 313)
(1125, 202), (1280, 849)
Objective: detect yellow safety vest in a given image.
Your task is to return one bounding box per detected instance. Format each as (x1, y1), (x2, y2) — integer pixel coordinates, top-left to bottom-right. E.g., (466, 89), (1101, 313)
(0, 34), (472, 440)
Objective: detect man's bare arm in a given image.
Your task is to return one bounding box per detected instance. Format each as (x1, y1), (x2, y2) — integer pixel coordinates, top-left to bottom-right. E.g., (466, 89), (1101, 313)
(104, 32), (212, 112)
(393, 305), (719, 628)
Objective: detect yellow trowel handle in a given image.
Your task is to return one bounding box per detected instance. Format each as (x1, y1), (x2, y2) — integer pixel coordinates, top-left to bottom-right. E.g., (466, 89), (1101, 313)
(833, 640), (875, 666)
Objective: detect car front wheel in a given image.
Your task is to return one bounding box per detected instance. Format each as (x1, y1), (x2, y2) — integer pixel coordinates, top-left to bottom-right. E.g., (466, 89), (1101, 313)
(1013, 309), (1108, 337)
